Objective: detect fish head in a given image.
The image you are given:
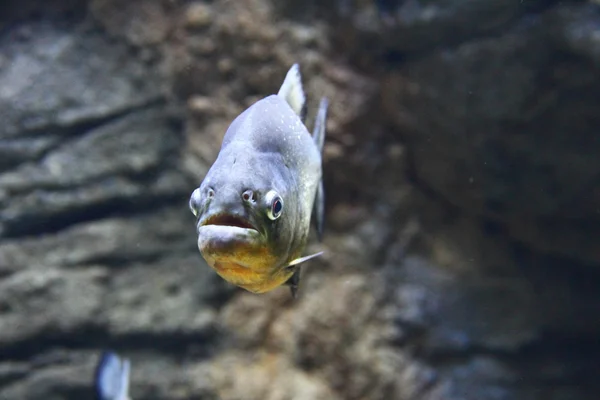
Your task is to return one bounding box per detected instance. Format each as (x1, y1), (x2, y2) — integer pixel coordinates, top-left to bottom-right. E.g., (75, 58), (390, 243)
(189, 171), (298, 293)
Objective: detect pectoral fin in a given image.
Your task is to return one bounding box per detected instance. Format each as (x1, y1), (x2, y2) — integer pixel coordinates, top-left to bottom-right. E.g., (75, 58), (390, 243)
(284, 251), (324, 298)
(287, 251), (324, 267)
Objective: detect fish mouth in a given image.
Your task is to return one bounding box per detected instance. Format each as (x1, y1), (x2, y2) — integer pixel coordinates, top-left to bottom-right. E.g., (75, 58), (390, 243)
(199, 213), (257, 231)
(196, 212), (262, 263)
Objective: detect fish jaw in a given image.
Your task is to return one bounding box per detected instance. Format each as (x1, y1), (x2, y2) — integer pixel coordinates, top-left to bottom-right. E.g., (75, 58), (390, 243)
(197, 224), (261, 257)
(196, 224), (293, 293)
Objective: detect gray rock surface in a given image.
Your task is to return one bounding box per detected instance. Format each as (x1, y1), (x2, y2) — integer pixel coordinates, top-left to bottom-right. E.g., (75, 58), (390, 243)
(0, 0), (598, 399)
(380, 3), (600, 264)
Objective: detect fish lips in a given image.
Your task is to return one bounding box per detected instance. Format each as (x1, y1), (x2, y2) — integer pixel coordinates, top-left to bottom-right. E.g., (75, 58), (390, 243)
(196, 213), (261, 257)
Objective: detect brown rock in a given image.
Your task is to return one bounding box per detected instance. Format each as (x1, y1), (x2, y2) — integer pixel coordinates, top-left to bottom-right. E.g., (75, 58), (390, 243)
(184, 3), (212, 29)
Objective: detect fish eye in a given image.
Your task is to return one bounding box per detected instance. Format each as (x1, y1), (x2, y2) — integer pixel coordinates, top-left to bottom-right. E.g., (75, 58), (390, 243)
(189, 188), (203, 217)
(265, 190), (283, 220)
(207, 188), (215, 198)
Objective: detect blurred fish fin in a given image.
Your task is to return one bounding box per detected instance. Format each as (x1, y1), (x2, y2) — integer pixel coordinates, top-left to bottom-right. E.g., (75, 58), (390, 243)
(287, 251), (324, 267)
(121, 360), (131, 400)
(284, 269), (301, 298)
(94, 350), (131, 400)
(311, 97), (328, 241)
(312, 180), (324, 242)
(278, 63), (307, 122)
(285, 251), (324, 298)
(312, 97), (328, 153)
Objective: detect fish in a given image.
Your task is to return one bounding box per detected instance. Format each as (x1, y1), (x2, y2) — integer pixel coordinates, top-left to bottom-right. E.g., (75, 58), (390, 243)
(94, 350), (131, 400)
(189, 63), (328, 297)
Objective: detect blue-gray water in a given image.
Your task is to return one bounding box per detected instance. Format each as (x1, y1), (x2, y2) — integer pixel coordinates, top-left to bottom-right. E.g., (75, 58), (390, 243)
(0, 0), (599, 399)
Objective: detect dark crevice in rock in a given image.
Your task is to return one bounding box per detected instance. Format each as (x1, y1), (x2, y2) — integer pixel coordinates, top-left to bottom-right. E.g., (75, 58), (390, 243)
(0, 136), (61, 173)
(418, 333), (599, 362)
(412, 335), (600, 388)
(480, 219), (506, 236)
(15, 96), (166, 142)
(0, 325), (219, 363)
(403, 144), (460, 215)
(519, 0), (576, 14)
(512, 238), (600, 280)
(0, 185), (185, 239)
(0, 0), (87, 30)
(74, 253), (170, 270)
(327, 0), (567, 77)
(0, 97), (166, 172)
(0, 367), (29, 389)
(374, 225), (410, 267)
(71, 244), (200, 271)
(4, 157), (177, 194)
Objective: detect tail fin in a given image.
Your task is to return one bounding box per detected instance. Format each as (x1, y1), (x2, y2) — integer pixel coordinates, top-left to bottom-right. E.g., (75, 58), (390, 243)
(277, 64), (307, 122)
(312, 97), (328, 152)
(94, 351), (131, 400)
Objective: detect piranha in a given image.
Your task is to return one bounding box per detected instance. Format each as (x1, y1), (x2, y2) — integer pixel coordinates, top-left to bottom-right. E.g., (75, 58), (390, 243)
(189, 63), (328, 297)
(94, 351), (131, 400)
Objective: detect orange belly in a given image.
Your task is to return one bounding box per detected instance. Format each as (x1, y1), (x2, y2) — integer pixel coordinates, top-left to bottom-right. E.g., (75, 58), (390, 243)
(212, 261), (294, 294)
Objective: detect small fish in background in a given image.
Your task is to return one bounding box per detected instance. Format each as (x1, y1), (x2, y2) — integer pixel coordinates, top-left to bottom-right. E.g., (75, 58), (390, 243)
(189, 64), (328, 297)
(94, 351), (131, 400)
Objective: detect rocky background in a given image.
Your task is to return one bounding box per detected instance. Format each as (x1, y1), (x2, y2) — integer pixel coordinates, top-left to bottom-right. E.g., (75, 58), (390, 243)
(0, 0), (599, 399)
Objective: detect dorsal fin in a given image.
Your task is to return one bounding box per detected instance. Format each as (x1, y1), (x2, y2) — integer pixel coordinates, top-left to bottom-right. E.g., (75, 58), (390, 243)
(277, 64), (307, 122)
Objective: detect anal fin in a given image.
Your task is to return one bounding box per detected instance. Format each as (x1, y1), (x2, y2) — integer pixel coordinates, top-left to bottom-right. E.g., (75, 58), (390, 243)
(312, 180), (324, 242)
(284, 269), (301, 299)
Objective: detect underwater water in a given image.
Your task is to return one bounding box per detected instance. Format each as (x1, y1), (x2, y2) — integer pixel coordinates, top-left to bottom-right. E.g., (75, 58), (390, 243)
(0, 0), (599, 399)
